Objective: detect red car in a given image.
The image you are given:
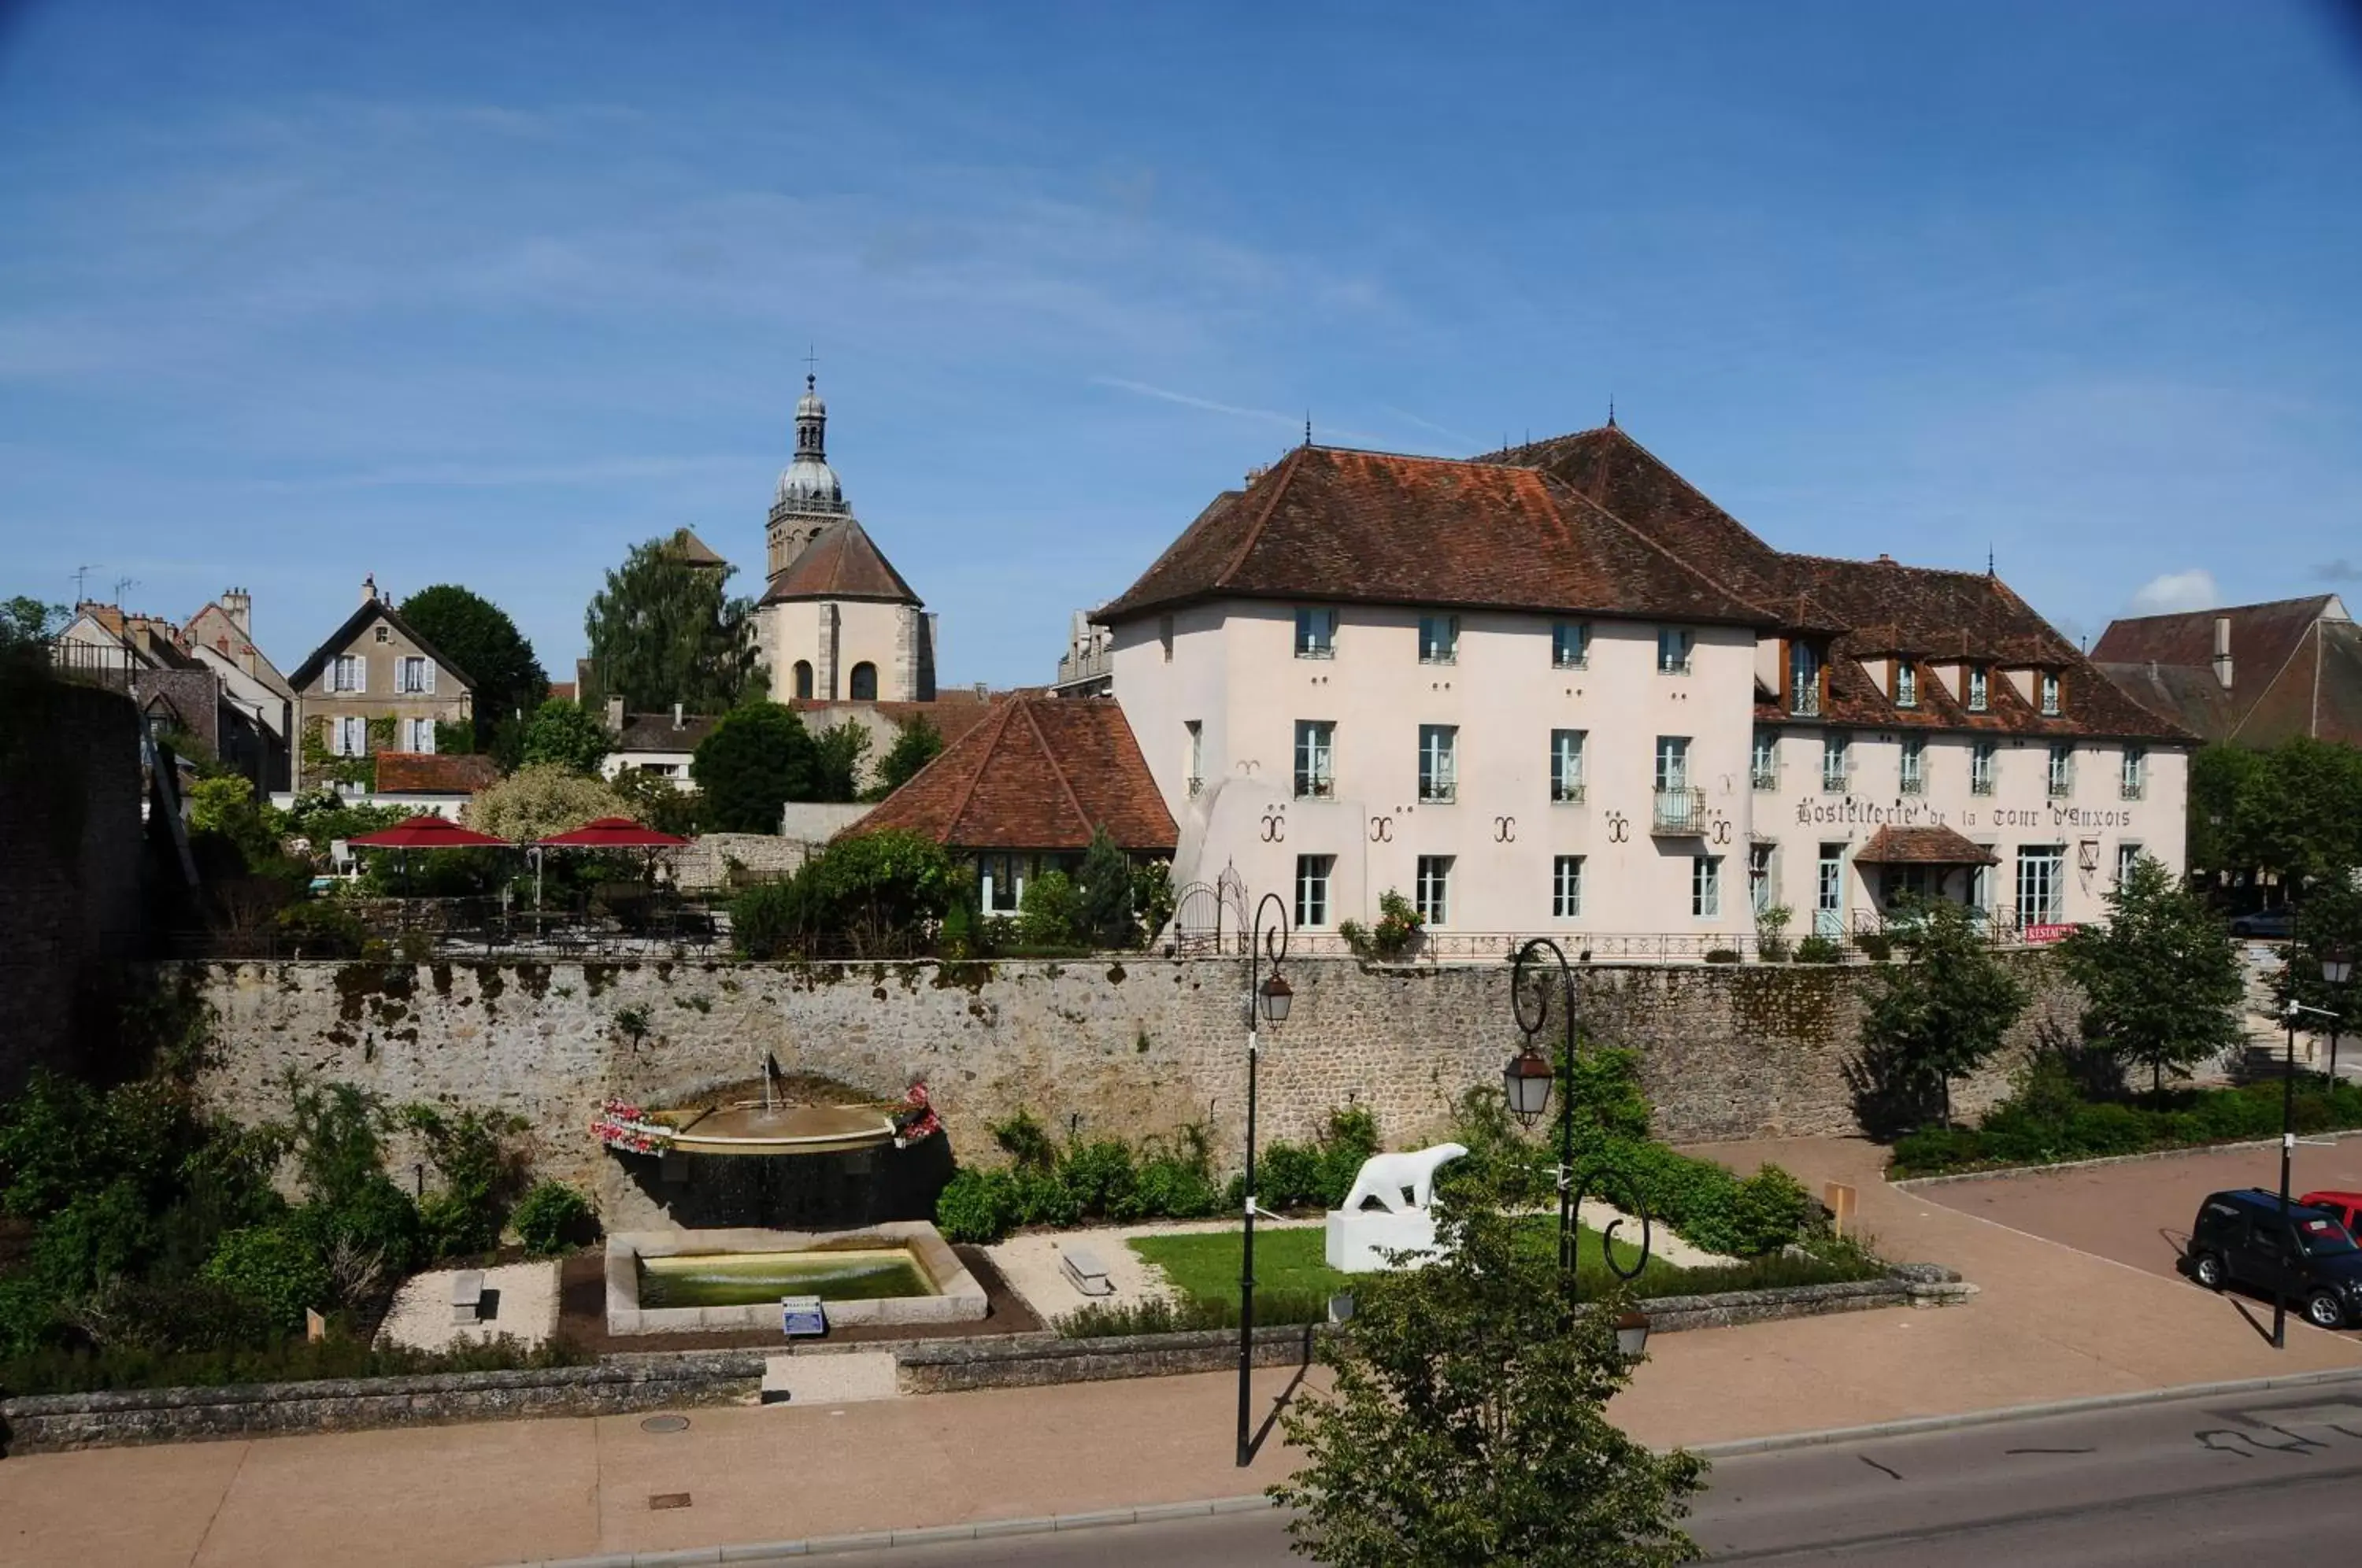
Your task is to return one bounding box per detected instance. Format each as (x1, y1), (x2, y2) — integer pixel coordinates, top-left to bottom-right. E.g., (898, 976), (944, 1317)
(2297, 1192), (2362, 1233)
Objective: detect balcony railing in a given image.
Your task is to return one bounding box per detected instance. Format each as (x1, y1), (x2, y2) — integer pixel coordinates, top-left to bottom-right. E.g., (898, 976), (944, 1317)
(2047, 769), (2075, 800)
(1551, 782), (1586, 804)
(1790, 686), (1822, 718)
(1750, 764), (1779, 793)
(1658, 656), (1694, 676)
(1820, 764), (1852, 794)
(2121, 778), (2145, 801)
(1055, 645), (1113, 687)
(1971, 773), (1996, 797)
(1419, 781), (1457, 804)
(1899, 771), (1926, 796)
(1651, 786), (1707, 834)
(1294, 775), (1335, 800)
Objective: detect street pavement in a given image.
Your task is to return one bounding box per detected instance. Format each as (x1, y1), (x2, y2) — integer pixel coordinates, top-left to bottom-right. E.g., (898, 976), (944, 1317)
(9, 1136), (2362, 1567)
(744, 1378), (2362, 1566)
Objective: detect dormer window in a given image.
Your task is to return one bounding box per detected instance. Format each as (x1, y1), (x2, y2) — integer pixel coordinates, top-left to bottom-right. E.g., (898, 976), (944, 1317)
(2039, 671), (2061, 716)
(1967, 666), (1989, 712)
(1552, 620), (1590, 669)
(1294, 607), (1336, 659)
(1894, 663), (1918, 708)
(1657, 626), (1694, 675)
(1788, 642), (1822, 717)
(1419, 614), (1459, 665)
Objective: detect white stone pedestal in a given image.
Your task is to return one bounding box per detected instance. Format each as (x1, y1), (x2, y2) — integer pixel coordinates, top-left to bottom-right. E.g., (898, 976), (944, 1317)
(1324, 1207), (1440, 1274)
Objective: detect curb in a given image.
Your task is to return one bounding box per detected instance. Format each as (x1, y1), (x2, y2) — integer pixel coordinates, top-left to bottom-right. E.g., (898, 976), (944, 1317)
(517, 1366), (2362, 1566)
(1890, 1126), (2362, 1189)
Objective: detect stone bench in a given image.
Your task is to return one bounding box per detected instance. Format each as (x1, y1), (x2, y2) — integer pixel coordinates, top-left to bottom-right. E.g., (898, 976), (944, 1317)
(1060, 1247), (1113, 1298)
(450, 1270), (486, 1326)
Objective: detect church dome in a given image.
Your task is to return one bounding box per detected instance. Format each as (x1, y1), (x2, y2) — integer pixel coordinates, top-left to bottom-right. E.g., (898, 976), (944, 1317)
(774, 455), (845, 510)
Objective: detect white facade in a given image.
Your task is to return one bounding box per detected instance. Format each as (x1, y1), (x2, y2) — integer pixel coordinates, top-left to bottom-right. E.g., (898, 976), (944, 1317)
(1117, 600), (2187, 951)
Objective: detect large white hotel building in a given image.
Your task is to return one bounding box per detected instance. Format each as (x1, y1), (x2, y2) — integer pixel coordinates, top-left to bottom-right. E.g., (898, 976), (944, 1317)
(1083, 423), (2190, 956)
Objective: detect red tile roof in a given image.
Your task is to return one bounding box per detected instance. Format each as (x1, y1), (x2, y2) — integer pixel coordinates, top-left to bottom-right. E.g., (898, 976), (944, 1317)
(1855, 824), (2001, 866)
(374, 752), (499, 794)
(2093, 597), (2362, 745)
(853, 697), (1175, 852)
(760, 519), (920, 605)
(1095, 445), (1771, 627)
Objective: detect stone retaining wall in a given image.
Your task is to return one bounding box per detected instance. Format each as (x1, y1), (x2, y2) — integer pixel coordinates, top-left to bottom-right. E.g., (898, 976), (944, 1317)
(181, 952), (2077, 1221)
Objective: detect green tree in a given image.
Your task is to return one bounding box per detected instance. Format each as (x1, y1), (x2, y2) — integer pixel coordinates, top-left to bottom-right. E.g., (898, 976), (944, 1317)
(1856, 898), (2031, 1128)
(466, 764), (625, 843)
(799, 829), (956, 946)
(397, 585), (548, 753)
(1075, 827), (1138, 949)
(872, 713), (946, 797)
(608, 767), (702, 837)
(2186, 744), (2264, 886)
(2287, 880), (2362, 1041)
(1017, 869), (1083, 947)
(518, 698), (612, 775)
(2060, 855), (2245, 1103)
(582, 536), (758, 715)
(810, 719), (872, 803)
(690, 702), (817, 832)
(0, 595), (66, 656)
(1273, 1185), (1705, 1566)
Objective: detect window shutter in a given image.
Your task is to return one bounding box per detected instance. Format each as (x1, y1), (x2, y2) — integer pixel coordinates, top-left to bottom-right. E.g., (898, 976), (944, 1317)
(329, 717), (345, 757)
(354, 653), (365, 694)
(424, 660), (436, 695)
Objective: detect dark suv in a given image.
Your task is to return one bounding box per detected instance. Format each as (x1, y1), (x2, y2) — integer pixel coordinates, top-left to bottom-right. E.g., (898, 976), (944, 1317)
(2188, 1189), (2362, 1329)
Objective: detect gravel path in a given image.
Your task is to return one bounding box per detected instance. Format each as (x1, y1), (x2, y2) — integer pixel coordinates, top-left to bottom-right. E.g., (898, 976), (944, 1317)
(378, 1261), (561, 1353)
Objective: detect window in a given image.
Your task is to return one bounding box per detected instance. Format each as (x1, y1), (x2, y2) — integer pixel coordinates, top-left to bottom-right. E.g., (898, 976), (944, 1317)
(1691, 855), (1722, 919)
(2116, 842), (2142, 886)
(1816, 844), (1845, 936)
(1159, 615), (1175, 662)
(1418, 614), (1459, 664)
(793, 660), (814, 699)
(1552, 621), (1590, 669)
(2047, 742), (2074, 798)
(1894, 663), (1918, 708)
(980, 854), (1022, 914)
(1748, 843), (1775, 915)
(2039, 671), (2061, 716)
(1552, 855), (1583, 919)
(1751, 729), (1779, 791)
(331, 653), (364, 693)
(2016, 845), (2065, 925)
(1294, 608), (1336, 658)
(335, 716), (367, 756)
(373, 625), (389, 644)
(1967, 666), (1989, 712)
(396, 656), (431, 693)
(1653, 735), (1690, 793)
(1295, 855), (1333, 926)
(850, 661), (878, 701)
(1971, 740), (1997, 795)
(2121, 745), (2146, 801)
(1418, 724), (1457, 802)
(1549, 729), (1586, 803)
(1883, 864), (1934, 907)
(1185, 720), (1203, 795)
(1416, 855), (1452, 925)
(1899, 737), (1926, 795)
(1294, 720), (1335, 798)
(1821, 732), (1851, 793)
(1657, 627), (1694, 675)
(1789, 642), (1821, 716)
(404, 717), (435, 753)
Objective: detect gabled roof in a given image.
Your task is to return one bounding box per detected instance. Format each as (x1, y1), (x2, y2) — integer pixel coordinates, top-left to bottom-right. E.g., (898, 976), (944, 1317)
(853, 697), (1175, 852)
(2092, 596), (2362, 745)
(1096, 444), (1772, 627)
(373, 752), (499, 794)
(1855, 824), (2000, 866)
(613, 712), (724, 754)
(760, 519), (921, 606)
(288, 598), (476, 693)
(667, 527), (730, 568)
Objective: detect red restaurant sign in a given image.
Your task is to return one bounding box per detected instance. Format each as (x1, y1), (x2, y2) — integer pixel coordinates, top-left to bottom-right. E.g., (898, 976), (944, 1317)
(2023, 923), (2079, 945)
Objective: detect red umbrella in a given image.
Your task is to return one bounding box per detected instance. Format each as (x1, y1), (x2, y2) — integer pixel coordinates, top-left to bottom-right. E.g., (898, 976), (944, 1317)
(535, 816), (689, 848)
(347, 815), (511, 849)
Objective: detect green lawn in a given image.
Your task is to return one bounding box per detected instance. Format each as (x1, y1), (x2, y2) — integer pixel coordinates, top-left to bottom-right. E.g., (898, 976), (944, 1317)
(1129, 1217), (1677, 1306)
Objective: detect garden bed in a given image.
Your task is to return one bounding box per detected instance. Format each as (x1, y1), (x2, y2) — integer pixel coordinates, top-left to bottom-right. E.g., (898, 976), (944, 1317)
(1887, 1078), (2362, 1179)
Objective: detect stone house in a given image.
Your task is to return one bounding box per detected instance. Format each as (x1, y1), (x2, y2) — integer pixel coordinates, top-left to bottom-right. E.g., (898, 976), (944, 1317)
(287, 577), (474, 787)
(50, 596), (287, 790)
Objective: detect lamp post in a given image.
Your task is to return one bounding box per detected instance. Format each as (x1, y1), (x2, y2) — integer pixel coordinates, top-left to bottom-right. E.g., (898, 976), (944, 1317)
(1501, 937), (1652, 1353)
(1235, 891), (1290, 1469)
(2324, 944), (2353, 1085)
(2273, 949), (2353, 1349)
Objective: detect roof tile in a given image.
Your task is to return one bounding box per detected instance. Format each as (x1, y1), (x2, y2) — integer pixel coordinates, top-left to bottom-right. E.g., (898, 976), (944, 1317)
(853, 697), (1175, 852)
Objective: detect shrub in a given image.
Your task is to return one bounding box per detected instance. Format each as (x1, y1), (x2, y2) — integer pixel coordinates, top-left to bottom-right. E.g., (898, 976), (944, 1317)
(273, 900), (367, 959)
(1056, 1289), (1333, 1338)
(988, 1108), (1058, 1172)
(1012, 1167), (1083, 1228)
(1339, 889), (1423, 961)
(1794, 934), (1842, 964)
(1853, 932), (1894, 962)
(201, 1225), (331, 1332)
(1128, 1156), (1222, 1220)
(1060, 1138), (1138, 1219)
(1018, 870), (1085, 948)
(691, 703), (818, 832)
(935, 1168), (1020, 1244)
(1705, 948), (1741, 963)
(1074, 827), (1141, 950)
(1755, 904), (1794, 963)
(511, 1181), (598, 1256)
(728, 876), (821, 959)
(402, 1104), (524, 1260)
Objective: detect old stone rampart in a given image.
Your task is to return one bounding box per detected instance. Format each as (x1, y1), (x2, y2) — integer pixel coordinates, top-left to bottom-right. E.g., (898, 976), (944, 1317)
(182, 952), (2077, 1201)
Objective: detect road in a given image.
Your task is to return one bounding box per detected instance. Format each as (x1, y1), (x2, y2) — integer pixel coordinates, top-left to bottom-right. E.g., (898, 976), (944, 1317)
(727, 1380), (2362, 1566)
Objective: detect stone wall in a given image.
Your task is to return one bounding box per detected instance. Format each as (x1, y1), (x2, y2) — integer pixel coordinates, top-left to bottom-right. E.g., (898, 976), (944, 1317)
(668, 824), (864, 892)
(183, 952), (2077, 1216)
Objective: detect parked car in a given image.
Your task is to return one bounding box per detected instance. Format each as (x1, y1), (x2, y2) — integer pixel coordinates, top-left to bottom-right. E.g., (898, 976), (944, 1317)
(2229, 909), (2297, 939)
(2187, 1189), (2362, 1329)
(2298, 1191), (2362, 1233)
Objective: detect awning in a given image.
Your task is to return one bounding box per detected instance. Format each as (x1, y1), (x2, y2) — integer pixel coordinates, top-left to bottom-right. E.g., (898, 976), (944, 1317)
(1854, 825), (2001, 867)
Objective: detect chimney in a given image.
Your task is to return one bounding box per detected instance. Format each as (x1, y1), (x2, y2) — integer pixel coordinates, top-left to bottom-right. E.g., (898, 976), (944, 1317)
(2211, 615), (2234, 691)
(974, 681), (989, 701)
(605, 694), (624, 734)
(672, 701), (683, 730)
(360, 574), (378, 605)
(222, 587), (252, 634)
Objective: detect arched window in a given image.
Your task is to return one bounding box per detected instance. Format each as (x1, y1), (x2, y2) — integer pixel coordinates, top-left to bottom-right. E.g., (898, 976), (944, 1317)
(793, 660), (814, 700)
(850, 661), (878, 701)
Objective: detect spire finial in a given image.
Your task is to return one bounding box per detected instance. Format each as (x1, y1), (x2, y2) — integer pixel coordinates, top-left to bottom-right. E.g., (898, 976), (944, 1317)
(1986, 544), (1996, 577)
(802, 342), (818, 381)
(1304, 412), (1312, 447)
(1607, 394), (1617, 429)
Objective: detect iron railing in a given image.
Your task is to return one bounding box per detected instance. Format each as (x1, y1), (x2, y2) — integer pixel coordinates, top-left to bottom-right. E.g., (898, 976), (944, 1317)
(1650, 787), (1707, 834)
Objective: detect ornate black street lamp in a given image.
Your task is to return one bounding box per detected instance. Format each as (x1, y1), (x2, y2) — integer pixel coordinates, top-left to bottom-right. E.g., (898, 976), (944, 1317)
(2324, 944), (2354, 1085)
(2272, 943), (2354, 1348)
(1236, 891), (1290, 1468)
(1502, 936), (1653, 1356)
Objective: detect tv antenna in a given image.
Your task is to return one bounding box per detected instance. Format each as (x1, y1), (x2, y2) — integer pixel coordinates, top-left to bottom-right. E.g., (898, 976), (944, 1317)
(112, 575), (138, 605)
(72, 564), (98, 602)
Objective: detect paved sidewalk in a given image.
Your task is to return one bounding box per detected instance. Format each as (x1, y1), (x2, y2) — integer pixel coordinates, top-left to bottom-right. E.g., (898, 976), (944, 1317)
(8, 1135), (2360, 1568)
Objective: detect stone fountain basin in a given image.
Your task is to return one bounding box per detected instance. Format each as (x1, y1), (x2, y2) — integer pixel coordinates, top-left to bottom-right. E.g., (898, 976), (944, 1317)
(651, 1101), (896, 1157)
(605, 1222), (986, 1336)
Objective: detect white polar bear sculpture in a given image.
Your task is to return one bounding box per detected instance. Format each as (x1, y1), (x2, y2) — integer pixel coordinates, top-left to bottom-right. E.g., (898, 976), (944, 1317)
(1324, 1143), (1468, 1274)
(1338, 1143), (1470, 1215)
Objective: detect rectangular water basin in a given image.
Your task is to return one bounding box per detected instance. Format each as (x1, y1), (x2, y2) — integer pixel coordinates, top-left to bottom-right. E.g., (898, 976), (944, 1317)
(605, 1222), (987, 1335)
(638, 1248), (935, 1310)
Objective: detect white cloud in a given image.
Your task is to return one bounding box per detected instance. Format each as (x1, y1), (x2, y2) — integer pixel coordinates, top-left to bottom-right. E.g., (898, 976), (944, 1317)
(2127, 568), (2220, 616)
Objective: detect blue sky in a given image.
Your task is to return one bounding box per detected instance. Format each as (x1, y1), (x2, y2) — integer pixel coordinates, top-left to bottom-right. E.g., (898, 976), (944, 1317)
(4, 1), (2360, 688)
